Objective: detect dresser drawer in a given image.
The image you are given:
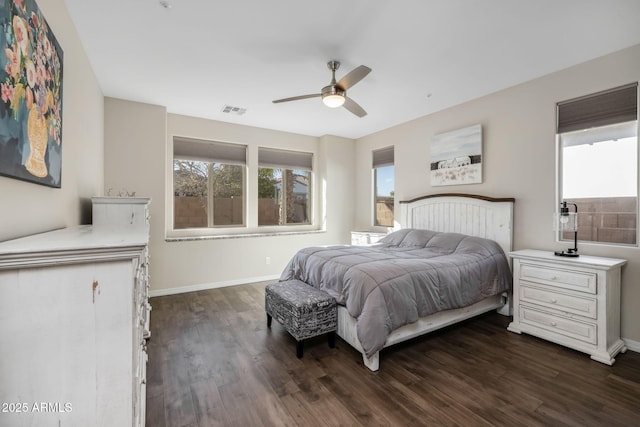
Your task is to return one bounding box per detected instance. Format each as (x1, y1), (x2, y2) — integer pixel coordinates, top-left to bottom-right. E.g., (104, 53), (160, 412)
(519, 263), (596, 294)
(520, 283), (597, 319)
(520, 305), (597, 345)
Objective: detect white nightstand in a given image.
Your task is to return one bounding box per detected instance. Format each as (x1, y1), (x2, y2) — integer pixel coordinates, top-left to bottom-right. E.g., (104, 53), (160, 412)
(351, 231), (387, 245)
(508, 249), (626, 365)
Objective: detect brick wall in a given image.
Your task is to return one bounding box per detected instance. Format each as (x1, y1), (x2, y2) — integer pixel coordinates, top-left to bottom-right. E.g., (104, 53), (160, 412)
(174, 196), (282, 228)
(375, 199), (394, 227)
(258, 199), (280, 225)
(174, 196), (243, 228)
(174, 196), (207, 228)
(563, 197), (637, 245)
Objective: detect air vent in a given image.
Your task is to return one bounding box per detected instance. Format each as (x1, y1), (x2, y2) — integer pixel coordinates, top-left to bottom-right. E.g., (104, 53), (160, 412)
(221, 105), (247, 115)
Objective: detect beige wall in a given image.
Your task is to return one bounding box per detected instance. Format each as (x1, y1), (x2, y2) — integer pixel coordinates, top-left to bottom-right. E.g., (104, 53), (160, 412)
(104, 99), (356, 294)
(0, 0), (104, 242)
(355, 44), (640, 344)
(2, 0), (638, 359)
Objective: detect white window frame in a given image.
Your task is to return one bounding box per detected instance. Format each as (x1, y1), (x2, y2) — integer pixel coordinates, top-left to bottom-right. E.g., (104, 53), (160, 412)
(166, 139), (320, 240)
(371, 146), (395, 230)
(258, 147), (313, 228)
(555, 83), (639, 248)
(169, 136), (248, 238)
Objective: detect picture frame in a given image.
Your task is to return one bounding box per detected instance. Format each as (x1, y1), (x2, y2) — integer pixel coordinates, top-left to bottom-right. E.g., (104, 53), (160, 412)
(430, 124), (482, 186)
(0, 0), (64, 188)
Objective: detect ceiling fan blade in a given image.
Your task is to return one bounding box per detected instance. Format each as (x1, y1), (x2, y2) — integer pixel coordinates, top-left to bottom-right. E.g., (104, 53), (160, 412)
(336, 65), (371, 90)
(343, 97), (367, 117)
(272, 93), (321, 103)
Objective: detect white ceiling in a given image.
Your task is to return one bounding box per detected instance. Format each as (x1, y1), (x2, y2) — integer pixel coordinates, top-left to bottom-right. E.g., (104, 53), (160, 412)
(64, 0), (640, 139)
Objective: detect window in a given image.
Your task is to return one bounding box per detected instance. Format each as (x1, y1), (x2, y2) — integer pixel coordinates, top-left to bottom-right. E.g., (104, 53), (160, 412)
(173, 137), (246, 229)
(372, 146), (395, 227)
(258, 148), (312, 226)
(557, 83), (638, 245)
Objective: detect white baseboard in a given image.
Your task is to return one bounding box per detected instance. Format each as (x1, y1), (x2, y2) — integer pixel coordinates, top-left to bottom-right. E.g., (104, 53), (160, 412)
(623, 337), (640, 353)
(149, 274), (280, 297)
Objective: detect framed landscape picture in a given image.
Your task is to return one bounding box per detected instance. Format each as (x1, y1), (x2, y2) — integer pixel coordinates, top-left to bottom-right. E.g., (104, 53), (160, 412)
(430, 124), (482, 186)
(0, 0), (63, 188)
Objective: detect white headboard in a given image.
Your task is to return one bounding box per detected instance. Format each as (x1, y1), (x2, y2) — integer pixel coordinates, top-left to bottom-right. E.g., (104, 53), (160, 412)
(399, 193), (515, 254)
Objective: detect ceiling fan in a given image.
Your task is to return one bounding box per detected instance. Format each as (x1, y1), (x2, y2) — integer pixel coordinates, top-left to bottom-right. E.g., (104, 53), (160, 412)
(272, 60), (372, 117)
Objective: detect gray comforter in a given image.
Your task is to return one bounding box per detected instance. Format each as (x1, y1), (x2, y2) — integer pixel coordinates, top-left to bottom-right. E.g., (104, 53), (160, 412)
(280, 228), (512, 358)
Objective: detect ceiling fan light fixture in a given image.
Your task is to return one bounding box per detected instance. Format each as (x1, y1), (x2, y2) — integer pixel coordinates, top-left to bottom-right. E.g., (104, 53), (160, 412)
(323, 93), (345, 108)
(321, 85), (346, 108)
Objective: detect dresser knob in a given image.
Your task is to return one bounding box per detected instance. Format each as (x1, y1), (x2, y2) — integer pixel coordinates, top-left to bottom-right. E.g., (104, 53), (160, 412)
(551, 299), (558, 304)
(551, 321), (557, 327)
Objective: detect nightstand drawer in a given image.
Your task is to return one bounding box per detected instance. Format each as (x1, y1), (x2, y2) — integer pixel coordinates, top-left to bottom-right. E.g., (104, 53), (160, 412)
(520, 283), (597, 319)
(519, 263), (596, 294)
(520, 305), (597, 345)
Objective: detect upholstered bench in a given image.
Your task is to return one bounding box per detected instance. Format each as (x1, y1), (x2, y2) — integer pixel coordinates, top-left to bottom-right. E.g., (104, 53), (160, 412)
(265, 280), (337, 358)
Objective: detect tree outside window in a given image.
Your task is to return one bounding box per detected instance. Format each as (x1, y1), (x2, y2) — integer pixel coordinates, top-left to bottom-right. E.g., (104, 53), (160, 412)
(258, 167), (310, 225)
(173, 138), (246, 229)
(258, 148), (312, 226)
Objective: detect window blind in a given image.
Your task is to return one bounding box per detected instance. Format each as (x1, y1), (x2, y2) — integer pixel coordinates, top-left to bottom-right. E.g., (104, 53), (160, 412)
(258, 147), (313, 171)
(372, 146), (394, 168)
(557, 83), (638, 134)
(174, 137), (246, 165)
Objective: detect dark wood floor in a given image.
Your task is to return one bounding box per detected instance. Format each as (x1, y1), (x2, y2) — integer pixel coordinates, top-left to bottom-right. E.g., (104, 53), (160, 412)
(145, 282), (640, 427)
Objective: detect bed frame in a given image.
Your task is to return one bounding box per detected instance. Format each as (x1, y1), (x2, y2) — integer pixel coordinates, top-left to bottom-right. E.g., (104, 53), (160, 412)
(336, 193), (515, 371)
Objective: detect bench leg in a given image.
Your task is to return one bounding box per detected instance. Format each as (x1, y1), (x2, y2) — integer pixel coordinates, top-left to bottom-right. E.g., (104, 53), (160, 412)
(328, 331), (335, 348)
(296, 340), (304, 358)
(267, 313), (272, 328)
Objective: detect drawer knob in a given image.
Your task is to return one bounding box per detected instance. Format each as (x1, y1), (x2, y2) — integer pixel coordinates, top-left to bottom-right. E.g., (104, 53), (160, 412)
(551, 299), (558, 304)
(551, 321), (557, 327)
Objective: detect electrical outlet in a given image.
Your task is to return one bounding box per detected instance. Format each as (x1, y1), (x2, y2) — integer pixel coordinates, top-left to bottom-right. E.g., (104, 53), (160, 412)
(265, 256), (271, 265)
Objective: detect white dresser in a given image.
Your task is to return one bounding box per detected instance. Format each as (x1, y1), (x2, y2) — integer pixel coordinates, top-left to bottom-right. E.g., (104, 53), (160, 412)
(507, 249), (626, 365)
(350, 230), (387, 245)
(0, 225), (150, 426)
(0, 197), (151, 426)
(92, 196), (151, 426)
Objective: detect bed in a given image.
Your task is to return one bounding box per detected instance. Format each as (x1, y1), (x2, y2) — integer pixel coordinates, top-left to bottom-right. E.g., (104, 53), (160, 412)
(280, 193), (515, 371)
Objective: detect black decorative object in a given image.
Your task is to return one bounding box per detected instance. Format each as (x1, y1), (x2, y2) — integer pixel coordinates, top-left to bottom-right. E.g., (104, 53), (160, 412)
(555, 201), (579, 257)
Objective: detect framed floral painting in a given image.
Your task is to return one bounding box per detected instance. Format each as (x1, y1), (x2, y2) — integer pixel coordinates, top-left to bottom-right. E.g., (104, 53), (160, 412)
(0, 0), (63, 188)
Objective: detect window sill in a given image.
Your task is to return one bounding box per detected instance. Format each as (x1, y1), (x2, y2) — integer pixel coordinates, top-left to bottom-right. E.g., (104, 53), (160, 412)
(165, 228), (325, 242)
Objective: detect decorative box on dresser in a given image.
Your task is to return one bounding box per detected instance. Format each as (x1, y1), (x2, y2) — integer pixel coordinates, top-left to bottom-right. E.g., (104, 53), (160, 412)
(92, 196), (150, 227)
(507, 249), (626, 365)
(0, 197), (151, 427)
